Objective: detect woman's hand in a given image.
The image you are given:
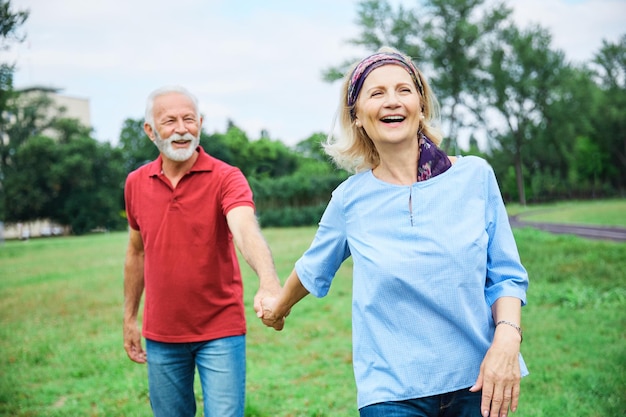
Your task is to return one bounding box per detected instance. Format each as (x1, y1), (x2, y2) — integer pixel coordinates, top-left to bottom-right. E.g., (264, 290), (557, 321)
(470, 324), (522, 417)
(258, 296), (287, 331)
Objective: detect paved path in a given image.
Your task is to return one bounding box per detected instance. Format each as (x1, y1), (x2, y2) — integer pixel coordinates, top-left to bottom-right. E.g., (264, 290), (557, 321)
(509, 215), (626, 242)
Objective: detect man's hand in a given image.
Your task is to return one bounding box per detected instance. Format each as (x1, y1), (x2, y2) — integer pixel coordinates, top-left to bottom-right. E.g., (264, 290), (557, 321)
(123, 321), (147, 364)
(258, 296), (286, 331)
(253, 281), (282, 320)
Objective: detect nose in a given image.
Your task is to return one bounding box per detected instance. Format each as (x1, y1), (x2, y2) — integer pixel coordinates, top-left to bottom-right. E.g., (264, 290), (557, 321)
(384, 91), (401, 107)
(174, 118), (187, 134)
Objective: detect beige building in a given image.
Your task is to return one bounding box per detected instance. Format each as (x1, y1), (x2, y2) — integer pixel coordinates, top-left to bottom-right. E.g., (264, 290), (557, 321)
(47, 91), (91, 130)
(20, 87), (91, 139)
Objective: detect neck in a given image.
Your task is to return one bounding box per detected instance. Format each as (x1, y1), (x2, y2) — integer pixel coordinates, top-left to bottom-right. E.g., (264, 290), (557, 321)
(373, 141), (420, 185)
(161, 150), (199, 186)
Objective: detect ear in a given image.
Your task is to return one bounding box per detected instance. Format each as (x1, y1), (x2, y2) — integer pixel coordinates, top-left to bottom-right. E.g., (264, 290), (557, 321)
(144, 123), (155, 141)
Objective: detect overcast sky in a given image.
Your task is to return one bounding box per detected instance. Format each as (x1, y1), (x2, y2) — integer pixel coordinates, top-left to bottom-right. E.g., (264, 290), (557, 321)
(7, 0), (626, 147)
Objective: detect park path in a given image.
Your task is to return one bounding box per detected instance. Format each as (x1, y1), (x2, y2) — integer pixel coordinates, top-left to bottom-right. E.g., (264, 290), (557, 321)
(509, 214), (626, 242)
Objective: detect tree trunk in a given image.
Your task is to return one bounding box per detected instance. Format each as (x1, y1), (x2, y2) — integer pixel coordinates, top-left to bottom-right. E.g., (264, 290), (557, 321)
(514, 150), (526, 206)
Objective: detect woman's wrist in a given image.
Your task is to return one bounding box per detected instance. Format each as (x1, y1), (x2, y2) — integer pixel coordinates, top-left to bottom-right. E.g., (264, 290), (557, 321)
(496, 320), (523, 343)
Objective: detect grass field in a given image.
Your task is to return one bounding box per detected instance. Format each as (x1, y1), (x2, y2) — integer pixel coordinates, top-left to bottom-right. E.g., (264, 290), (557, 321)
(0, 200), (625, 416)
(506, 199), (626, 227)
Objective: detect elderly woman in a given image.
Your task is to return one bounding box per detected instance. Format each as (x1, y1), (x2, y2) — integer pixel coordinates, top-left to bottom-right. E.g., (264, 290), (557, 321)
(259, 47), (528, 417)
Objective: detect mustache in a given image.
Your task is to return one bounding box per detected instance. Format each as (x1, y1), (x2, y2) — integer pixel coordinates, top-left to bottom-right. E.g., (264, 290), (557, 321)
(161, 133), (198, 142)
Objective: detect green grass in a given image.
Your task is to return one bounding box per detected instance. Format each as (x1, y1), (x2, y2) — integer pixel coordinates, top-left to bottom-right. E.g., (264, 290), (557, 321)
(506, 199), (626, 227)
(1, 199), (625, 416)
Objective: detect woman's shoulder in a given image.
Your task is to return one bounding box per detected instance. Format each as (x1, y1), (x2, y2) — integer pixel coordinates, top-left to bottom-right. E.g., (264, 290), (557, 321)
(332, 170), (373, 195)
(452, 154), (492, 171)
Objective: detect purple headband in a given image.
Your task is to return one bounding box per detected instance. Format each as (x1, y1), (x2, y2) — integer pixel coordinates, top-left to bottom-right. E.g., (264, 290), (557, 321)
(347, 52), (424, 119)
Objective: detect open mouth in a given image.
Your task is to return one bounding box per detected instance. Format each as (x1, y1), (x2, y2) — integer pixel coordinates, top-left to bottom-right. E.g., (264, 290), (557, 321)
(380, 115), (405, 124)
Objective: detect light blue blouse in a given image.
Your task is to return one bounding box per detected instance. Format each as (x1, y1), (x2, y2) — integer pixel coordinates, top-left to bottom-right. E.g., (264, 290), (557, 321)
(295, 156), (529, 409)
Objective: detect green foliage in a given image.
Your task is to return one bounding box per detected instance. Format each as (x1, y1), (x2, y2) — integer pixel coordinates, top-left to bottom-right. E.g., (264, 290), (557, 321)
(589, 34), (626, 190)
(330, 0), (626, 203)
(49, 137), (126, 234)
(250, 170), (347, 227)
(0, 1), (28, 47)
(3, 133), (126, 234)
(3, 135), (59, 221)
(292, 132), (329, 163)
(2, 0), (625, 233)
(117, 118), (158, 173)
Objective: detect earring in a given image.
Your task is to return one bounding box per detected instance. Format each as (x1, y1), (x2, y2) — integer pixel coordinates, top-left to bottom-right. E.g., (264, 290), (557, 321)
(355, 120), (362, 127)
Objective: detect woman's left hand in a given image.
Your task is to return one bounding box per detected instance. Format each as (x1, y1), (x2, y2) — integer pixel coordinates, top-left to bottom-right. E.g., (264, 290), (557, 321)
(470, 325), (522, 417)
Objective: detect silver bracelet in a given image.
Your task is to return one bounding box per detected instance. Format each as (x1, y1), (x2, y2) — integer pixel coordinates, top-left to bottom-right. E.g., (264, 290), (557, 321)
(496, 320), (523, 343)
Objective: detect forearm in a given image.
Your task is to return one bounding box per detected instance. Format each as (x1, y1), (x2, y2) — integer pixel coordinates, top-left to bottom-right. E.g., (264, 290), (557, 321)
(238, 228), (280, 286)
(227, 206), (280, 288)
(272, 269), (310, 317)
(123, 253), (145, 324)
(492, 296), (523, 344)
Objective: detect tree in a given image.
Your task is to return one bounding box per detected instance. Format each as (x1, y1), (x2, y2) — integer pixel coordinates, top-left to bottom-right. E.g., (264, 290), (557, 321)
(421, 0), (511, 153)
(50, 116), (94, 144)
(0, 0), (28, 103)
(0, 0), (29, 218)
(1, 87), (62, 171)
(245, 137), (299, 178)
(50, 136), (126, 234)
(294, 132), (330, 162)
(589, 34), (626, 190)
(323, 0), (421, 81)
(4, 128), (126, 234)
(324, 0), (511, 154)
(118, 118), (158, 173)
(3, 135), (59, 222)
(480, 24), (568, 205)
(528, 65), (601, 200)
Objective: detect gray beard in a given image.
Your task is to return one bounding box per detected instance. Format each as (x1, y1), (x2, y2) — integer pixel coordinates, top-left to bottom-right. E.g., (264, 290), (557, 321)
(153, 131), (200, 161)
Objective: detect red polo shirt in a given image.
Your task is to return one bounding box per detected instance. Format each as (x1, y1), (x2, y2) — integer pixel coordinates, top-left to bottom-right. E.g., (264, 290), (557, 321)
(124, 147), (255, 343)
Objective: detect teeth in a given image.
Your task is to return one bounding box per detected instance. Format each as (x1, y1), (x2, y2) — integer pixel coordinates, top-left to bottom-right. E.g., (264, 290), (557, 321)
(381, 116), (405, 122)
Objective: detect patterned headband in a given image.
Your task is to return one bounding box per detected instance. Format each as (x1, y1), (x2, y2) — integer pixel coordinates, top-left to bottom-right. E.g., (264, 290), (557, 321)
(347, 52), (424, 119)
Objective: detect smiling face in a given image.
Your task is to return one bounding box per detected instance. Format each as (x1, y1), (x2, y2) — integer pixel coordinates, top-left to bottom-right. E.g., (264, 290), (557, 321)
(145, 92), (202, 162)
(353, 64), (422, 147)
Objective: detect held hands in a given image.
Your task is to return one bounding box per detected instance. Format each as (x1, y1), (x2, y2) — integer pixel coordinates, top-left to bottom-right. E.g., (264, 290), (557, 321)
(257, 296), (288, 330)
(255, 271), (307, 331)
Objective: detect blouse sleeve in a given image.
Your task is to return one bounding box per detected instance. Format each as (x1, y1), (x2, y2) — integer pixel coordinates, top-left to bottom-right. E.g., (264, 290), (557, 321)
(295, 188), (351, 298)
(483, 164), (529, 307)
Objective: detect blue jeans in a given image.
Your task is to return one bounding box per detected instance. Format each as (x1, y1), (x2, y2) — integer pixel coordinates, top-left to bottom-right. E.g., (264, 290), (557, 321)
(146, 335), (246, 417)
(359, 387), (482, 417)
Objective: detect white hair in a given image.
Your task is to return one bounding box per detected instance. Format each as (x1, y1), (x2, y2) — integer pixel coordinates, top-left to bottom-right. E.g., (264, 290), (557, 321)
(144, 85), (200, 128)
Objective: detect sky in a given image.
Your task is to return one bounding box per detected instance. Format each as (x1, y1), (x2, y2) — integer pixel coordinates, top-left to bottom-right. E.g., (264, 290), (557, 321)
(6, 0), (626, 147)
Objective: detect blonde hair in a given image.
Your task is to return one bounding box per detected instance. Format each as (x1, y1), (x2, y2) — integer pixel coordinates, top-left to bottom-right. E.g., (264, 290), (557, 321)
(323, 47), (443, 173)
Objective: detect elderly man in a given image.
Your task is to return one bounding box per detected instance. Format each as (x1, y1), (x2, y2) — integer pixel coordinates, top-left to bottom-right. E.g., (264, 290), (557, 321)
(123, 85), (281, 417)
